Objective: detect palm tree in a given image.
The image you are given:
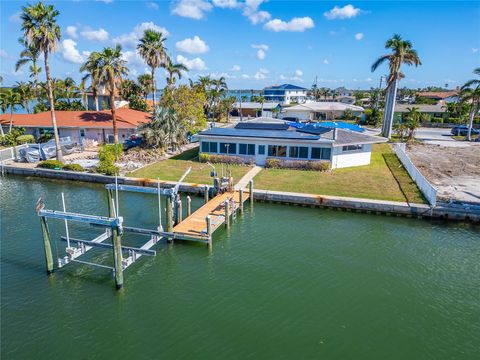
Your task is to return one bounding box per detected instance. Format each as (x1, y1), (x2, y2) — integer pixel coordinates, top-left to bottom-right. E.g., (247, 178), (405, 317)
(95, 45), (128, 144)
(137, 29), (167, 108)
(460, 67), (480, 141)
(80, 51), (101, 111)
(165, 58), (188, 88)
(0, 89), (24, 133)
(138, 74), (154, 100)
(138, 107), (186, 151)
(21, 2), (63, 161)
(14, 81), (35, 113)
(16, 37), (42, 92)
(371, 34), (422, 138)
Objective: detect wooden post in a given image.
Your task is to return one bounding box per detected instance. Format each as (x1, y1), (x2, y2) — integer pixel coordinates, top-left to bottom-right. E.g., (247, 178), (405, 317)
(225, 200), (230, 228)
(249, 180), (254, 205)
(204, 185), (209, 204)
(107, 189), (114, 218)
(177, 199), (183, 223)
(166, 195), (173, 233)
(186, 196), (191, 217)
(40, 216), (54, 275)
(239, 189), (244, 213)
(206, 215), (212, 248)
(112, 225), (124, 290)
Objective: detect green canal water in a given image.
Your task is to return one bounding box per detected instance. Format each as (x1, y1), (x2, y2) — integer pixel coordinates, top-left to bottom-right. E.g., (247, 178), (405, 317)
(1, 175), (479, 359)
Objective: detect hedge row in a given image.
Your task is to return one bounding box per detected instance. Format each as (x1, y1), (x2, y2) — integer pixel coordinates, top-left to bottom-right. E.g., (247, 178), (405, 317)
(265, 158), (330, 171)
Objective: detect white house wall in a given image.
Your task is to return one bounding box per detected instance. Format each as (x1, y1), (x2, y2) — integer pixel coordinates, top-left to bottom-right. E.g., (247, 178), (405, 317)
(331, 144), (372, 169)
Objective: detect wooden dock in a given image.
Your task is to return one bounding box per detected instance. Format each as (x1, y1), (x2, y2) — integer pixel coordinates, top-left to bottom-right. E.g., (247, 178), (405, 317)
(173, 190), (249, 242)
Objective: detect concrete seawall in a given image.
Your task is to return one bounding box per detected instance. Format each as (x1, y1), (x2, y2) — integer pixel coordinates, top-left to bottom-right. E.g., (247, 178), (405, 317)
(3, 165), (479, 222)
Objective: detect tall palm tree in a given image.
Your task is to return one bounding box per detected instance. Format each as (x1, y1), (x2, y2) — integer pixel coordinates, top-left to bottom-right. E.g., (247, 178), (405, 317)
(460, 67), (480, 141)
(21, 2), (63, 161)
(138, 73), (154, 100)
(371, 34), (422, 138)
(165, 58), (188, 88)
(0, 89), (24, 133)
(16, 37), (42, 92)
(80, 51), (101, 111)
(137, 29), (167, 108)
(95, 45), (128, 144)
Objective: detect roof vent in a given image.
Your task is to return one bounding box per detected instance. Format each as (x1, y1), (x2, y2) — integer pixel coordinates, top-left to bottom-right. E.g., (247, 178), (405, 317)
(333, 128), (338, 140)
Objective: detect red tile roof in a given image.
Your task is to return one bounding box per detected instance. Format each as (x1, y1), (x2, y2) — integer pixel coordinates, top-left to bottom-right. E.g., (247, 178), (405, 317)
(0, 109), (151, 129)
(416, 91), (458, 99)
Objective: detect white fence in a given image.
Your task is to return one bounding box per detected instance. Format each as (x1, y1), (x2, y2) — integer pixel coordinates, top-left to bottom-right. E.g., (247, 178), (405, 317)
(0, 144), (30, 162)
(393, 143), (437, 206)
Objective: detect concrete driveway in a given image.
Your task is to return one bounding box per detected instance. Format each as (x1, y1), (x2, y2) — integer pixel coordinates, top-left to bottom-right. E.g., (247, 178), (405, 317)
(414, 127), (471, 147)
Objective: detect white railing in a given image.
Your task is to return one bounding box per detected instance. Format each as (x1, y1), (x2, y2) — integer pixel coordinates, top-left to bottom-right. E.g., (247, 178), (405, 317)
(0, 144), (29, 162)
(393, 143), (437, 206)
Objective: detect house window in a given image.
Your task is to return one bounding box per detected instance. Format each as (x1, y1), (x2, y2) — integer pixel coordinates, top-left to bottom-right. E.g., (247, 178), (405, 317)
(258, 145), (265, 155)
(311, 147), (331, 160)
(268, 145), (287, 157)
(219, 142), (237, 154)
(289, 146), (308, 159)
(80, 129), (85, 137)
(202, 141), (218, 153)
(342, 145), (363, 152)
(239, 144), (255, 155)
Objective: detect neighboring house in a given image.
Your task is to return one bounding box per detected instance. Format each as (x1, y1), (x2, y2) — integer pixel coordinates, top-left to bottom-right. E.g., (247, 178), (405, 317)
(416, 91), (459, 104)
(393, 104), (447, 122)
(232, 102), (281, 118)
(263, 84), (308, 104)
(0, 109), (151, 144)
(334, 87), (354, 97)
(196, 121), (386, 169)
(282, 102), (365, 121)
(316, 96), (356, 105)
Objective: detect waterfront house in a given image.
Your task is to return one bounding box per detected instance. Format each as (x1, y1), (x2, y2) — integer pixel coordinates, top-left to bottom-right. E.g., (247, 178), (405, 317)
(415, 91), (459, 104)
(263, 84), (308, 104)
(0, 109), (151, 144)
(334, 87), (354, 97)
(393, 104), (446, 122)
(231, 102), (281, 118)
(196, 120), (386, 168)
(281, 102), (365, 121)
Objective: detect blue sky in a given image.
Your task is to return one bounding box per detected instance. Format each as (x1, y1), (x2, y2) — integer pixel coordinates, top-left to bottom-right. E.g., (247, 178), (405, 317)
(1, 0), (479, 90)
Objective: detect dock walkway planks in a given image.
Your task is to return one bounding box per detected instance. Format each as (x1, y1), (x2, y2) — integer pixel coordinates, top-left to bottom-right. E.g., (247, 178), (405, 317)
(173, 191), (249, 240)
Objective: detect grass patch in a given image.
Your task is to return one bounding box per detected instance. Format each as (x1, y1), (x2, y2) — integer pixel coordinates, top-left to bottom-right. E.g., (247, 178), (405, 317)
(254, 144), (426, 203)
(127, 147), (252, 185)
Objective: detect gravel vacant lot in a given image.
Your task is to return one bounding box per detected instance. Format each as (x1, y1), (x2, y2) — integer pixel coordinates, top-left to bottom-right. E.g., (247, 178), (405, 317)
(406, 143), (480, 203)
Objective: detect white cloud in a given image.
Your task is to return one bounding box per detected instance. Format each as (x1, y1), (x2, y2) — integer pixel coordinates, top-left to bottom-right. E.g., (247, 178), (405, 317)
(176, 55), (206, 71)
(0, 49), (8, 59)
(231, 65), (241, 71)
(209, 71), (236, 79)
(243, 0), (271, 24)
(472, 48), (479, 53)
(60, 39), (90, 64)
(295, 69), (303, 77)
(66, 26), (78, 39)
(279, 74), (286, 80)
(241, 74), (250, 79)
(171, 0), (213, 19)
(251, 44), (269, 51)
(212, 0), (239, 8)
(324, 4), (361, 20)
(259, 68), (269, 74)
(355, 33), (364, 40)
(253, 71), (266, 80)
(9, 12), (21, 23)
(121, 50), (144, 66)
(175, 36), (209, 54)
(80, 28), (109, 41)
(256, 49), (266, 60)
(323, 59), (329, 64)
(146, 2), (159, 10)
(264, 17), (314, 32)
(113, 22), (170, 48)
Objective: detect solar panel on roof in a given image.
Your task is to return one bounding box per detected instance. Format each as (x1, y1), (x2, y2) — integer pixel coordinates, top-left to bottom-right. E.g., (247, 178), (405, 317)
(235, 122), (290, 130)
(296, 127), (332, 135)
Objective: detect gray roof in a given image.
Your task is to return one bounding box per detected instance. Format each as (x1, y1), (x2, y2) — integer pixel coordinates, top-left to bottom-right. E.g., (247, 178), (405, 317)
(197, 125), (386, 146)
(234, 102), (280, 110)
(394, 104), (446, 113)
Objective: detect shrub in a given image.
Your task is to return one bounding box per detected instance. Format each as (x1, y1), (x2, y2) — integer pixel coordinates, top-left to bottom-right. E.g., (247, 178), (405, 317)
(63, 163), (84, 172)
(208, 154), (244, 165)
(37, 133), (54, 143)
(430, 117), (443, 123)
(446, 118), (465, 124)
(96, 162), (118, 176)
(96, 144), (122, 175)
(265, 158), (330, 172)
(199, 153), (210, 163)
(0, 128), (26, 147)
(16, 134), (35, 144)
(38, 160), (64, 169)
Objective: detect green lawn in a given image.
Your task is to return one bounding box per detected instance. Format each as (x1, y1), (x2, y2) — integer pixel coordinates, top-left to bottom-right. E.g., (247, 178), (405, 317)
(127, 147), (252, 185)
(253, 144), (426, 203)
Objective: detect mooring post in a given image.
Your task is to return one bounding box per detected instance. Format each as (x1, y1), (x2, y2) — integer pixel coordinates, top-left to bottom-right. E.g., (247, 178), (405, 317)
(112, 223), (124, 290)
(225, 200), (230, 228)
(40, 216), (54, 275)
(166, 194), (173, 234)
(249, 180), (254, 206)
(204, 185), (209, 204)
(239, 189), (244, 213)
(186, 196), (191, 217)
(206, 215), (212, 248)
(177, 199), (183, 223)
(107, 189), (114, 218)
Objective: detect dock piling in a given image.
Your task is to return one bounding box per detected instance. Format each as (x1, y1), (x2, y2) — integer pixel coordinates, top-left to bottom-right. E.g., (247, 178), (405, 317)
(111, 220), (124, 290)
(225, 200), (230, 228)
(186, 196), (191, 217)
(239, 189), (244, 213)
(40, 216), (54, 275)
(206, 215), (212, 248)
(177, 199), (183, 223)
(204, 185), (209, 204)
(249, 180), (254, 206)
(166, 195), (173, 234)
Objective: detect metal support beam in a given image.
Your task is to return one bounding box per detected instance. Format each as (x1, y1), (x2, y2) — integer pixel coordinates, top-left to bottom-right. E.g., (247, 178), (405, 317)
(60, 237), (156, 256)
(38, 209), (121, 229)
(105, 183), (173, 196)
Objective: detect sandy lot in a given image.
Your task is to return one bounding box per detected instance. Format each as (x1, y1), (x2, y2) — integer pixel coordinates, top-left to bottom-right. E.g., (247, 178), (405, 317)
(407, 143), (480, 203)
